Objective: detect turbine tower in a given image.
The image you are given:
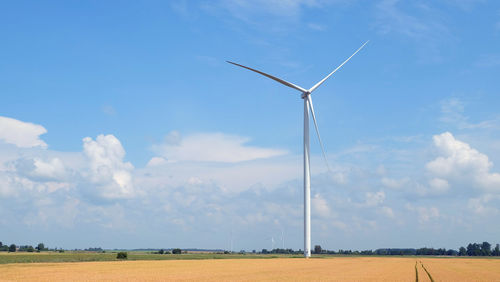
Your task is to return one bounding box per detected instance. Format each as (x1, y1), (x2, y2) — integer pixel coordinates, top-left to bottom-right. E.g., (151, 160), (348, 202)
(228, 41), (368, 258)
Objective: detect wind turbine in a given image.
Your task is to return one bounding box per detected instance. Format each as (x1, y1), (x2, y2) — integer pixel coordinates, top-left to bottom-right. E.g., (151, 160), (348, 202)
(228, 41), (368, 258)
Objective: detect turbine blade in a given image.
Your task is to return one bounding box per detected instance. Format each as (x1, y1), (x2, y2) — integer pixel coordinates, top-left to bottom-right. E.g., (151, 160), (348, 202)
(307, 95), (332, 172)
(308, 40), (369, 93)
(227, 61), (307, 93)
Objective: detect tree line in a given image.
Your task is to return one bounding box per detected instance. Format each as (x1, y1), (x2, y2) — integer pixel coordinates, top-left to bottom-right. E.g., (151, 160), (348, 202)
(257, 241), (500, 256)
(2, 240), (499, 256)
(0, 242), (49, 253)
(309, 241), (500, 256)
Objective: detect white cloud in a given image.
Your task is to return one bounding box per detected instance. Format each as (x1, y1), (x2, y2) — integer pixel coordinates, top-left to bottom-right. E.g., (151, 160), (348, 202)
(440, 98), (497, 129)
(428, 178), (450, 193)
(467, 194), (500, 216)
(152, 132), (287, 163)
(0, 116), (47, 148)
(312, 193), (331, 217)
(0, 174), (17, 197)
(83, 135), (135, 199)
(406, 204), (440, 224)
(381, 177), (409, 189)
(426, 132), (500, 192)
(137, 155), (300, 193)
(364, 190), (385, 207)
(31, 158), (67, 180)
(146, 157), (168, 167)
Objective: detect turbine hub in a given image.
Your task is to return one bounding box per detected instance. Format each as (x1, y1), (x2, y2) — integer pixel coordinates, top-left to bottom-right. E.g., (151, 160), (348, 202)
(301, 92), (310, 99)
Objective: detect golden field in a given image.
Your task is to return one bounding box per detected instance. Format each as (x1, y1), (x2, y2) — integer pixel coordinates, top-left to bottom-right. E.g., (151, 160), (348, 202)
(1, 257), (499, 281)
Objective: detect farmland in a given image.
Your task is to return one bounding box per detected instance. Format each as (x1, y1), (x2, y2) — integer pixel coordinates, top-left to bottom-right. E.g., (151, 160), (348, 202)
(0, 251), (299, 264)
(1, 255), (500, 281)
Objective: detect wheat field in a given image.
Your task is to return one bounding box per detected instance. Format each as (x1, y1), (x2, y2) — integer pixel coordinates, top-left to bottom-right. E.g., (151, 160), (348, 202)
(0, 257), (499, 281)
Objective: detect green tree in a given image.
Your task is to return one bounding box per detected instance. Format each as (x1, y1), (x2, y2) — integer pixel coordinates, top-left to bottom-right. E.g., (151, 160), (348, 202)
(159, 249), (164, 254)
(172, 248), (182, 254)
(459, 247), (467, 256)
(314, 245), (322, 254)
(27, 246), (34, 252)
(116, 252), (128, 259)
(493, 244), (500, 256)
(9, 244), (16, 252)
(481, 242), (491, 256)
(36, 243), (45, 251)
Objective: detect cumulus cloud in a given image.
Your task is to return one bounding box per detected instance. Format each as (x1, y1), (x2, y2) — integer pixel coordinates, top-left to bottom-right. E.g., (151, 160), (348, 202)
(0, 116), (47, 148)
(152, 131), (287, 163)
(31, 158), (67, 181)
(428, 178), (450, 193)
(83, 135), (135, 199)
(426, 132), (500, 192)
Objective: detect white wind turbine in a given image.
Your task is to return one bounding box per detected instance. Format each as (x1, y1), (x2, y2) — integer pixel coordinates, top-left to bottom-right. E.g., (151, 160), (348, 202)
(228, 41), (368, 258)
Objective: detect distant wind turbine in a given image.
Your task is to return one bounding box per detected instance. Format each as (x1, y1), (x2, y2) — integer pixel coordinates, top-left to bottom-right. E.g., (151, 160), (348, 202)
(228, 41), (368, 258)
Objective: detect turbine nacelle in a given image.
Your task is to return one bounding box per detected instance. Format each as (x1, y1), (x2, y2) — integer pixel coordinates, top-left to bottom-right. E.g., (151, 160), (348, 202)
(301, 92), (311, 99)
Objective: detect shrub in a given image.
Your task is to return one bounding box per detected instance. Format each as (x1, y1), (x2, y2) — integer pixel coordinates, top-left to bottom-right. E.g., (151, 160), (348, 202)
(116, 252), (128, 259)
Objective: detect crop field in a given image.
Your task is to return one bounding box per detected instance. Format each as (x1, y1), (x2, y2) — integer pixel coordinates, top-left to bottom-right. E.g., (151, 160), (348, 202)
(1, 256), (500, 281)
(0, 252), (299, 264)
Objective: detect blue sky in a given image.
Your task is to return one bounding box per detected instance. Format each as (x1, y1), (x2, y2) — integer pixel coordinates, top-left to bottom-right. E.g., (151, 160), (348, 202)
(1, 0), (500, 251)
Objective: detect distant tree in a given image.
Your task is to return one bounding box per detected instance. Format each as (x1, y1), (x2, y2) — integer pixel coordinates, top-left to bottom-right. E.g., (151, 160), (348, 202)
(9, 244), (16, 252)
(261, 249), (268, 254)
(459, 247), (467, 256)
(481, 242), (491, 256)
(172, 248), (182, 254)
(36, 243), (45, 252)
(116, 252), (128, 259)
(252, 250), (256, 253)
(27, 246), (34, 252)
(159, 249), (164, 254)
(314, 245), (322, 254)
(360, 250), (373, 255)
(0, 242), (2, 247)
(493, 244), (500, 256)
(446, 249), (458, 256)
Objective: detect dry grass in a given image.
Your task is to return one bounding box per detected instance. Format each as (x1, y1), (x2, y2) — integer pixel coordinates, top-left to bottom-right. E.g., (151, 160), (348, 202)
(0, 257), (499, 281)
